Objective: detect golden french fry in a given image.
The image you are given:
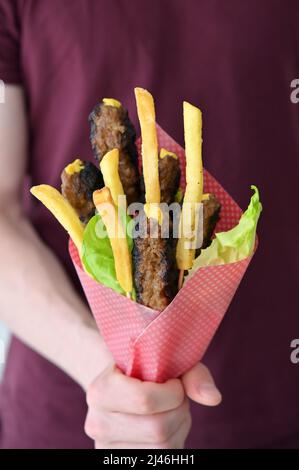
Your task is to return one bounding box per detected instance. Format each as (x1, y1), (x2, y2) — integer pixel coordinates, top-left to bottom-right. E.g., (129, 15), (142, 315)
(183, 101), (203, 203)
(100, 149), (125, 207)
(143, 202), (163, 225)
(176, 205), (198, 270)
(30, 185), (84, 258)
(135, 87), (162, 223)
(176, 101), (203, 271)
(93, 187), (132, 293)
(134, 88), (160, 210)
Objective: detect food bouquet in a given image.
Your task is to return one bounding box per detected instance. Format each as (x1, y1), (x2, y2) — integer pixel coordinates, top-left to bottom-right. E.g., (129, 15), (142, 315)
(30, 88), (262, 382)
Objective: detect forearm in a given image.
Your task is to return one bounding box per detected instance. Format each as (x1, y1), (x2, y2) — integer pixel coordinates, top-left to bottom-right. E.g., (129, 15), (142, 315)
(0, 203), (113, 389)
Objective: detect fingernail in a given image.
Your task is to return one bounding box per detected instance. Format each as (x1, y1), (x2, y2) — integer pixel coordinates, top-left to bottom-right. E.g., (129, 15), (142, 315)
(197, 383), (222, 401)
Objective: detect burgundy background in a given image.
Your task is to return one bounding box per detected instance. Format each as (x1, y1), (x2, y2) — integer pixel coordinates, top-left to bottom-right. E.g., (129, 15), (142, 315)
(0, 0), (299, 448)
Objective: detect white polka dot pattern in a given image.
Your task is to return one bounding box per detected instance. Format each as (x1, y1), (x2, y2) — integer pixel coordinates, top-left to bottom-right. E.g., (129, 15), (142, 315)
(69, 125), (256, 382)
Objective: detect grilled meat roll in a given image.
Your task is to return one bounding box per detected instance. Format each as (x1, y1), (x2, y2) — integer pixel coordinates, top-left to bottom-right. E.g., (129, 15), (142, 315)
(133, 217), (178, 311)
(202, 194), (221, 249)
(89, 100), (140, 205)
(61, 159), (103, 224)
(140, 150), (181, 205)
(159, 151), (181, 204)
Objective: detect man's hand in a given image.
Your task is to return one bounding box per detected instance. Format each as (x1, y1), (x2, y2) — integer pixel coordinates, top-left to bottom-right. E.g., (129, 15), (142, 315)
(85, 363), (221, 449)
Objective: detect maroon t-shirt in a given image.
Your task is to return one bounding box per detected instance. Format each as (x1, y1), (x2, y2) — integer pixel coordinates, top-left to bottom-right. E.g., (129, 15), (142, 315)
(1, 0), (299, 449)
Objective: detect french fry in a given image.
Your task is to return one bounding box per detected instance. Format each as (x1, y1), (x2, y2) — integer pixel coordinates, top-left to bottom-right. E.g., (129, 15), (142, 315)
(183, 101), (203, 203)
(100, 149), (125, 207)
(176, 101), (203, 275)
(30, 185), (84, 258)
(134, 87), (161, 222)
(93, 187), (132, 294)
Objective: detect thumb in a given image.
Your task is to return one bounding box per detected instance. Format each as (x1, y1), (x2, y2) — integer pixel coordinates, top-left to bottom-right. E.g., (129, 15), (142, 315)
(181, 363), (222, 407)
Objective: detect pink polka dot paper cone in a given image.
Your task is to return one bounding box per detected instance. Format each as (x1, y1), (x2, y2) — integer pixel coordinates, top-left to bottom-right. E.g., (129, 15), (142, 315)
(69, 125), (255, 383)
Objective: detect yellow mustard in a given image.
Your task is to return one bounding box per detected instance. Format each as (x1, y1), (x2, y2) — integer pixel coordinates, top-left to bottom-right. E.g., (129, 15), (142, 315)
(103, 98), (122, 108)
(159, 148), (178, 159)
(65, 159), (84, 175)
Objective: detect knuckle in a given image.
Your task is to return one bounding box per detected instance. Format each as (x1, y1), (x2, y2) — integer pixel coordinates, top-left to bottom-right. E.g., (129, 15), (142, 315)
(176, 414), (193, 449)
(84, 413), (107, 442)
(84, 415), (96, 439)
(135, 390), (155, 414)
(86, 366), (113, 409)
(86, 379), (103, 408)
(86, 382), (97, 408)
(147, 418), (169, 444)
(174, 384), (185, 407)
(182, 397), (191, 416)
(175, 393), (185, 409)
(165, 380), (185, 409)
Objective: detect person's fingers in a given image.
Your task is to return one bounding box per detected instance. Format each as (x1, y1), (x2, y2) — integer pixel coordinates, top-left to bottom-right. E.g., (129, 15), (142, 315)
(94, 413), (192, 449)
(170, 412), (192, 449)
(86, 398), (190, 444)
(181, 362), (222, 406)
(86, 365), (185, 415)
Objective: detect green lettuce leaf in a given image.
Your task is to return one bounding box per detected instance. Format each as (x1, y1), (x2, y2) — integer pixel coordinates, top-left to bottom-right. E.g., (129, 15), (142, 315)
(185, 185), (262, 280)
(82, 212), (135, 298)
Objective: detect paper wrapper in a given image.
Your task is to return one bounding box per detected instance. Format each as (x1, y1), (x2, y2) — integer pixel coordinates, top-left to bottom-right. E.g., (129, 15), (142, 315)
(69, 125), (254, 382)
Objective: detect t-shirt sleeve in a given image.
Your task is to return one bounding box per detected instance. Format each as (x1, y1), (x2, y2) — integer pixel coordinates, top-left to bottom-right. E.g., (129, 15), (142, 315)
(0, 0), (22, 84)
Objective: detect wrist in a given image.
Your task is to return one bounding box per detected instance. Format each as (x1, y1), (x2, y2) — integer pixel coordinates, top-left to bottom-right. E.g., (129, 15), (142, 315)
(51, 289), (114, 390)
(70, 315), (114, 390)
(78, 320), (113, 390)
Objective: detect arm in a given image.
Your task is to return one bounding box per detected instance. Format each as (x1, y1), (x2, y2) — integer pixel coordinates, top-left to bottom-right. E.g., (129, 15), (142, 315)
(0, 85), (113, 389)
